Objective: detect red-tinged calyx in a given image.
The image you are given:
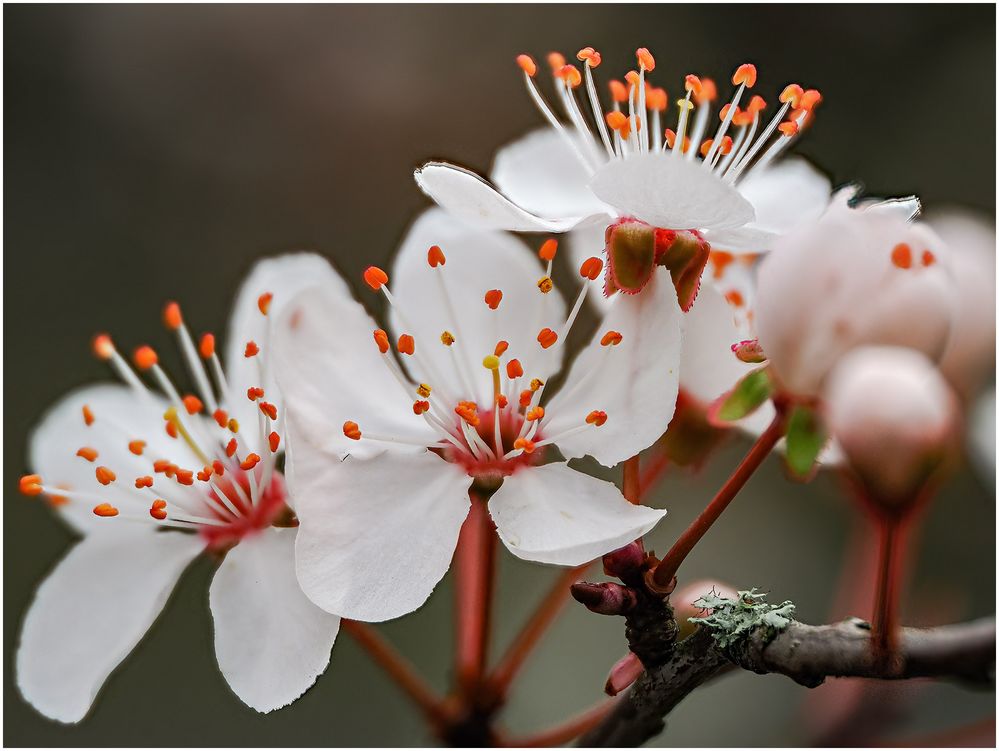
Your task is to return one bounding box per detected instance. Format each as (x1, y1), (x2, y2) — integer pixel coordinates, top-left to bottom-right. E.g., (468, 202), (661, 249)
(732, 338), (766, 364)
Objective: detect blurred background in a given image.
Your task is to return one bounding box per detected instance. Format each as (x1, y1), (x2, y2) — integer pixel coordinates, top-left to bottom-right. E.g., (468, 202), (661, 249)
(4, 4), (995, 746)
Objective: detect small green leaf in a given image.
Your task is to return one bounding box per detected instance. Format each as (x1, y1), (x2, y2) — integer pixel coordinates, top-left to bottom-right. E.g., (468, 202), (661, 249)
(709, 368), (773, 424)
(784, 405), (827, 480)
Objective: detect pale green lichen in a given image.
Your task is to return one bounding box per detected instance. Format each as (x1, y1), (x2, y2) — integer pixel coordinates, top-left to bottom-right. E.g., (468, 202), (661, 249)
(688, 588), (795, 651)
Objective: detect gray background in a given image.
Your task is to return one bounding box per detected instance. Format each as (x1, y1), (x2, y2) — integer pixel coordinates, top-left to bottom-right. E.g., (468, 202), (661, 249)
(4, 4), (995, 746)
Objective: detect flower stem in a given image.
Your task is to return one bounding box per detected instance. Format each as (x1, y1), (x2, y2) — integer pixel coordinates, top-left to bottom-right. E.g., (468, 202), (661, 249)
(454, 497), (497, 696)
(622, 455), (641, 504)
(639, 449), (670, 497)
(651, 413), (785, 588)
(505, 698), (618, 747)
(341, 619), (449, 726)
(871, 515), (903, 663)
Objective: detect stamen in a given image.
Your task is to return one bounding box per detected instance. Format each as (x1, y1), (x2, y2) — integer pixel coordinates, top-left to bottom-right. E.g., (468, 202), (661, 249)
(259, 402), (278, 420)
(257, 293), (273, 315)
(244, 341), (260, 358)
(363, 266), (389, 290)
(199, 334), (215, 358)
(373, 329), (390, 354)
(239, 453), (261, 471)
(128, 440), (146, 455)
(586, 410), (608, 426)
(133, 346), (159, 371)
(441, 331), (455, 346)
(526, 406), (545, 422)
(163, 303), (218, 413)
(413, 400), (431, 415)
(516, 54), (537, 77)
(484, 290), (503, 310)
(537, 276), (554, 294)
(494, 341), (508, 357)
(183, 395), (203, 415)
(580, 256), (603, 280)
(417, 383), (432, 397)
(95, 466), (116, 485)
(93, 503), (119, 517)
(397, 334), (415, 356)
(76, 447), (99, 462)
(537, 328), (558, 349)
(135, 476), (153, 489)
(247, 387), (265, 401)
(891, 243), (913, 269)
(601, 331), (623, 346)
(19, 474), (43, 496)
(427, 245), (446, 267)
(507, 359), (524, 379)
(150, 499), (168, 520)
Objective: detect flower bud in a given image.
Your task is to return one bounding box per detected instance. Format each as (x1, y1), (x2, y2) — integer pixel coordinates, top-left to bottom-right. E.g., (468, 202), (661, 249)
(605, 651), (644, 696)
(602, 540), (646, 578)
(570, 581), (638, 616)
(825, 346), (958, 509)
(671, 580), (738, 639)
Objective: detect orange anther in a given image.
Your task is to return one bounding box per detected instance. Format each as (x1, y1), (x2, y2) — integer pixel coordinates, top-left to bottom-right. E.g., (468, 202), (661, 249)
(601, 331), (623, 346)
(624, 70), (640, 91)
(92, 333), (114, 360)
(76, 447), (98, 462)
(507, 359), (524, 379)
(197, 466), (213, 482)
(539, 238), (558, 261)
(244, 341), (260, 358)
(259, 402), (278, 420)
(163, 301), (182, 330)
(455, 401), (480, 427)
(720, 103), (740, 122)
(199, 333), (216, 359)
(694, 77), (717, 103)
(175, 469), (194, 485)
(719, 135), (733, 155)
(150, 499), (168, 520)
(559, 64), (582, 88)
(891, 243), (913, 269)
(363, 266), (389, 290)
(684, 74), (702, 96)
(268, 431), (281, 452)
(413, 400), (430, 415)
(537, 328), (558, 349)
(636, 47), (656, 72)
(19, 474), (43, 496)
(516, 54), (537, 77)
(547, 51), (566, 73)
(577, 47), (601, 67)
(95, 466), (116, 485)
(153, 459), (174, 474)
(239, 454), (261, 471)
(733, 110), (754, 127)
(183, 395), (203, 415)
(213, 409), (228, 427)
(135, 475), (153, 489)
(226, 438), (238, 457)
(700, 139), (714, 158)
(484, 290), (503, 310)
(664, 129), (677, 149)
(732, 63), (757, 87)
(526, 406), (545, 422)
(343, 421), (362, 441)
(247, 387), (265, 401)
(606, 111), (629, 132)
(725, 289), (745, 307)
(134, 345), (158, 371)
(647, 87), (668, 112)
(83, 404), (95, 426)
(579, 256), (604, 280)
(128, 440), (146, 455)
(212, 460), (225, 476)
(748, 95), (767, 113)
(921, 249), (936, 267)
(93, 503), (119, 518)
(166, 419), (179, 438)
(519, 389), (534, 408)
(496, 394), (509, 409)
(494, 341), (509, 357)
(585, 410), (608, 427)
(441, 330), (456, 346)
(397, 334), (415, 355)
(427, 245), (446, 267)
(799, 89), (822, 111)
(513, 438), (536, 454)
(372, 328), (390, 354)
(778, 121), (799, 137)
(780, 84), (803, 107)
(608, 79), (628, 103)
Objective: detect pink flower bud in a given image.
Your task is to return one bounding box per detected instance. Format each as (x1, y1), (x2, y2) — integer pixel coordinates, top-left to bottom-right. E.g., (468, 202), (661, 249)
(602, 540), (646, 578)
(754, 196), (955, 398)
(671, 579), (739, 639)
(570, 581), (638, 616)
(605, 651), (644, 696)
(825, 346), (958, 508)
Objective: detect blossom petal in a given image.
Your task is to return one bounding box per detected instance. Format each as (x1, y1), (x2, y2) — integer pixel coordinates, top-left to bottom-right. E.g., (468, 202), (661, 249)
(294, 451), (472, 622)
(272, 279), (439, 460)
(735, 157), (831, 236)
(491, 128), (612, 220)
(589, 153), (755, 231)
(415, 162), (587, 232)
(489, 462), (666, 565)
(16, 529), (203, 723)
(701, 226), (778, 253)
(210, 527), (339, 713)
(388, 208), (568, 404)
(544, 270), (682, 467)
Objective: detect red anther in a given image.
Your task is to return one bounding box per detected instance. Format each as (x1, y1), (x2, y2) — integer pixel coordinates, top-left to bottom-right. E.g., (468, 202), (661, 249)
(559, 64), (582, 88)
(539, 238), (558, 262)
(256, 292), (273, 316)
(608, 79), (628, 103)
(646, 87), (668, 111)
(496, 394), (509, 408)
(455, 401), (480, 427)
(182, 395), (203, 415)
(213, 409), (229, 428)
(343, 421), (362, 440)
(83, 404), (95, 426)
(526, 406), (545, 422)
(601, 331), (623, 346)
(513, 437), (536, 454)
(586, 410), (608, 426)
(93, 503), (119, 518)
(576, 46), (601, 68)
(695, 77), (717, 103)
(519, 389), (534, 408)
(684, 74), (702, 96)
(76, 447), (99, 462)
(371, 328), (390, 354)
(780, 84), (804, 107)
(699, 139), (714, 158)
(778, 120), (799, 137)
(226, 438), (238, 457)
(720, 135), (734, 154)
(537, 328), (558, 349)
(494, 340), (509, 357)
(547, 51), (566, 73)
(363, 266), (389, 290)
(239, 454), (261, 471)
(891, 243), (913, 269)
(165, 421), (178, 439)
(133, 345), (158, 371)
(799, 88), (822, 110)
(748, 95), (767, 113)
(92, 333), (115, 360)
(580, 256), (604, 280)
(570, 581), (637, 615)
(163, 301), (183, 330)
(247, 387), (265, 401)
(212, 460), (225, 476)
(150, 499), (168, 521)
(516, 54), (537, 77)
(413, 400), (430, 415)
(259, 402), (278, 420)
(19, 474), (43, 496)
(244, 341), (260, 358)
(397, 334), (415, 356)
(484, 289), (503, 310)
(199, 333), (216, 359)
(507, 359), (524, 379)
(95, 466), (116, 485)
(427, 245), (446, 267)
(135, 475), (154, 489)
(128, 440), (146, 455)
(268, 431), (281, 452)
(636, 47), (656, 72)
(732, 63), (757, 87)
(725, 289), (745, 307)
(153, 459), (174, 474)
(175, 469), (195, 485)
(197, 466), (213, 483)
(921, 249), (936, 267)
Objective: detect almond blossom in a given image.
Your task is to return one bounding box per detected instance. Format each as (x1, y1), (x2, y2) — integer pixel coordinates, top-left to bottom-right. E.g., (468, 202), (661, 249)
(16, 255), (341, 722)
(272, 209), (677, 622)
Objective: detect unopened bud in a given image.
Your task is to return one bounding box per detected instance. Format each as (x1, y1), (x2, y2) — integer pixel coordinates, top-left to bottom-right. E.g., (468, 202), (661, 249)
(570, 581), (637, 616)
(602, 540), (646, 578)
(605, 651), (644, 696)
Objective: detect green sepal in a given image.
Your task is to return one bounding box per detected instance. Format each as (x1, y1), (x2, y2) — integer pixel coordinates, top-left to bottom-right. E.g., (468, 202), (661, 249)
(708, 368), (773, 425)
(783, 405), (827, 480)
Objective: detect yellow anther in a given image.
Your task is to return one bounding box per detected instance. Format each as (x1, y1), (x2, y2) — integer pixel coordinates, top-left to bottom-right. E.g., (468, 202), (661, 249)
(530, 378), (544, 391)
(537, 276), (554, 294)
(441, 330), (455, 346)
(417, 383), (432, 398)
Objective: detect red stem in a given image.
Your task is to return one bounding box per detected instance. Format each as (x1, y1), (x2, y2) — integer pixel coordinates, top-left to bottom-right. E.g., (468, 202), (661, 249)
(454, 497), (497, 695)
(652, 413), (785, 587)
(872, 515), (903, 661)
(505, 698), (618, 747)
(639, 449), (670, 497)
(341, 619), (448, 726)
(622, 455), (641, 504)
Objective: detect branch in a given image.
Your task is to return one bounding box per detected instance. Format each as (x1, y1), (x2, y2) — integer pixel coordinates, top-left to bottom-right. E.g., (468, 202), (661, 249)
(580, 616), (996, 747)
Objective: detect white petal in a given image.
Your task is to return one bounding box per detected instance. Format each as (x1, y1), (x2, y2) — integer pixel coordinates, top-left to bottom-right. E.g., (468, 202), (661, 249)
(210, 527), (339, 713)
(491, 128), (612, 220)
(489, 463), (666, 565)
(589, 153), (755, 231)
(735, 157), (831, 235)
(388, 208), (568, 404)
(544, 271), (682, 467)
(272, 279), (438, 460)
(294, 451), (472, 622)
(567, 221), (613, 313)
(701, 225), (778, 253)
(16, 529), (203, 723)
(224, 253), (354, 452)
(414, 162), (586, 232)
